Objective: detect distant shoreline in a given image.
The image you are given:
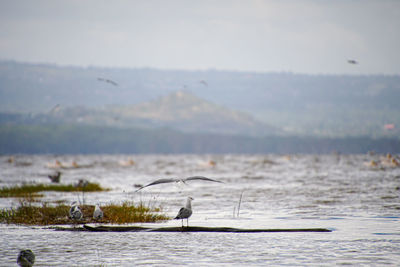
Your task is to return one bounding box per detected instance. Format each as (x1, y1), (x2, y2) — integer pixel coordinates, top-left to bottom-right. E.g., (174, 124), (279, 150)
(1, 124), (399, 154)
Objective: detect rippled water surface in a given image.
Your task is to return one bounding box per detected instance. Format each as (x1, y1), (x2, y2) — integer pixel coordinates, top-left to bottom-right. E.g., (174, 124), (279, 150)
(1, 154), (399, 266)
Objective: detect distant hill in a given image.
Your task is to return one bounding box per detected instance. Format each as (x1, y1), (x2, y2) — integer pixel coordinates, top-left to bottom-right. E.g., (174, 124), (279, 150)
(104, 91), (279, 136)
(1, 60), (400, 138)
(1, 91), (279, 137)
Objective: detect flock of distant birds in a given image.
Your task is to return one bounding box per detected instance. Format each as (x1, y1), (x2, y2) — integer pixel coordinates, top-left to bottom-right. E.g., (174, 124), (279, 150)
(46, 59), (358, 117)
(364, 153), (400, 169)
(97, 59), (357, 90)
(96, 59), (357, 88)
(95, 59), (357, 88)
(47, 77), (209, 116)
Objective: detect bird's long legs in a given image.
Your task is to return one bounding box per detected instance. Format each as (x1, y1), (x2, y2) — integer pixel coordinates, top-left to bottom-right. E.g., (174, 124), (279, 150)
(181, 219), (190, 227)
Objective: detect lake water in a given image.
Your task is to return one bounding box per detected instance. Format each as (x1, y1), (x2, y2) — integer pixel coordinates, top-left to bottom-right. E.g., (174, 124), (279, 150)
(1, 154), (399, 266)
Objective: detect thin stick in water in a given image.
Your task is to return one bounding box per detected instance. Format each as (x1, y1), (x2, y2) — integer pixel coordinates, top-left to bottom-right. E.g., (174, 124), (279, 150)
(237, 191), (244, 218)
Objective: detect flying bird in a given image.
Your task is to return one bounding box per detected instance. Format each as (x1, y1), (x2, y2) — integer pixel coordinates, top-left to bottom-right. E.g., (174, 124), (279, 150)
(69, 201), (83, 221)
(17, 249), (35, 267)
(135, 176), (223, 192)
(347, 59), (358, 64)
(97, 77), (118, 86)
(48, 171), (61, 183)
(174, 197), (194, 227)
(199, 80), (208, 86)
(93, 204), (103, 220)
(49, 104), (61, 114)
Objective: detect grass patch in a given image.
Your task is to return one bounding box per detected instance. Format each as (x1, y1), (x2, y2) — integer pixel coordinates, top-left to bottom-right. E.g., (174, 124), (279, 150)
(102, 202), (166, 224)
(0, 201), (169, 225)
(0, 182), (108, 198)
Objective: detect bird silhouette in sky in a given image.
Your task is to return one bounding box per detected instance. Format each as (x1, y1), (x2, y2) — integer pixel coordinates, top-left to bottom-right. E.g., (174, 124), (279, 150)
(199, 80), (208, 86)
(347, 59), (358, 64)
(97, 77), (118, 86)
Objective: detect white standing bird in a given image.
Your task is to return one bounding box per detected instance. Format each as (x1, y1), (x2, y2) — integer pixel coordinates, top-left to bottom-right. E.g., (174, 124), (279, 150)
(135, 176), (223, 192)
(174, 197), (194, 227)
(93, 204), (103, 220)
(69, 201), (83, 221)
(17, 249), (35, 267)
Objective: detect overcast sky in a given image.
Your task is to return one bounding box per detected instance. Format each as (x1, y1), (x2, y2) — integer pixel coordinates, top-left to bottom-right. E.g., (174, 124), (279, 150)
(0, 0), (399, 74)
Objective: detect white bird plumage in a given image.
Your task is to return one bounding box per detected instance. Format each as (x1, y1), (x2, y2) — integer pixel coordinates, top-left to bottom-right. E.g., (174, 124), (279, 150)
(174, 197), (194, 227)
(93, 204), (103, 220)
(135, 176), (223, 192)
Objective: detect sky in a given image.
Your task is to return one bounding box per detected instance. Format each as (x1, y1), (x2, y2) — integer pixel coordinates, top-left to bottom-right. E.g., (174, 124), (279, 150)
(0, 0), (399, 75)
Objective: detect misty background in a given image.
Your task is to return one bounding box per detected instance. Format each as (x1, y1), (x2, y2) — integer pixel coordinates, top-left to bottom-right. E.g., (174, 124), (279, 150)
(0, 1), (399, 154)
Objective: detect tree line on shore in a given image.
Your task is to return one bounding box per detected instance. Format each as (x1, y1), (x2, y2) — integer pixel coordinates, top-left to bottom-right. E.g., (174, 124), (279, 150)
(1, 124), (399, 154)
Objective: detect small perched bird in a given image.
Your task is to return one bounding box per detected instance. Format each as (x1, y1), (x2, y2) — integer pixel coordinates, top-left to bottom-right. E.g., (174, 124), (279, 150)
(7, 156), (14, 164)
(174, 197), (194, 227)
(69, 201), (83, 221)
(17, 249), (35, 267)
(48, 171), (61, 183)
(75, 179), (89, 188)
(93, 204), (103, 220)
(135, 176), (223, 192)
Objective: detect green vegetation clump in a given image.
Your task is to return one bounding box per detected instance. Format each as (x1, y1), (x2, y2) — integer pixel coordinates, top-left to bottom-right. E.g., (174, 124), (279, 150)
(0, 202), (70, 225)
(0, 183), (107, 198)
(0, 201), (169, 225)
(102, 201), (167, 224)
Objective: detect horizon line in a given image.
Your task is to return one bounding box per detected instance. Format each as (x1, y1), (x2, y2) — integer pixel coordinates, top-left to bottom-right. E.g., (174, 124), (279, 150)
(1, 58), (399, 77)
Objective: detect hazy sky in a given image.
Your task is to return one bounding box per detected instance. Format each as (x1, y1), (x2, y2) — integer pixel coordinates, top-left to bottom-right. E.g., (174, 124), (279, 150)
(0, 0), (399, 74)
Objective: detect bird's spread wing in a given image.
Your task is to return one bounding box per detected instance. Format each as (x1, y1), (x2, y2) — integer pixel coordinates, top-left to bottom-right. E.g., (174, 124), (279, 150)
(97, 77), (118, 86)
(199, 80), (208, 86)
(135, 176), (223, 191)
(347, 60), (358, 64)
(49, 104), (61, 113)
(135, 178), (178, 191)
(106, 79), (118, 86)
(184, 176), (223, 183)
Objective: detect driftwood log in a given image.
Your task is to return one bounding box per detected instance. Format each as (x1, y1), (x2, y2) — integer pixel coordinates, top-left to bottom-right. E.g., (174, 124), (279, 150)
(52, 225), (332, 233)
